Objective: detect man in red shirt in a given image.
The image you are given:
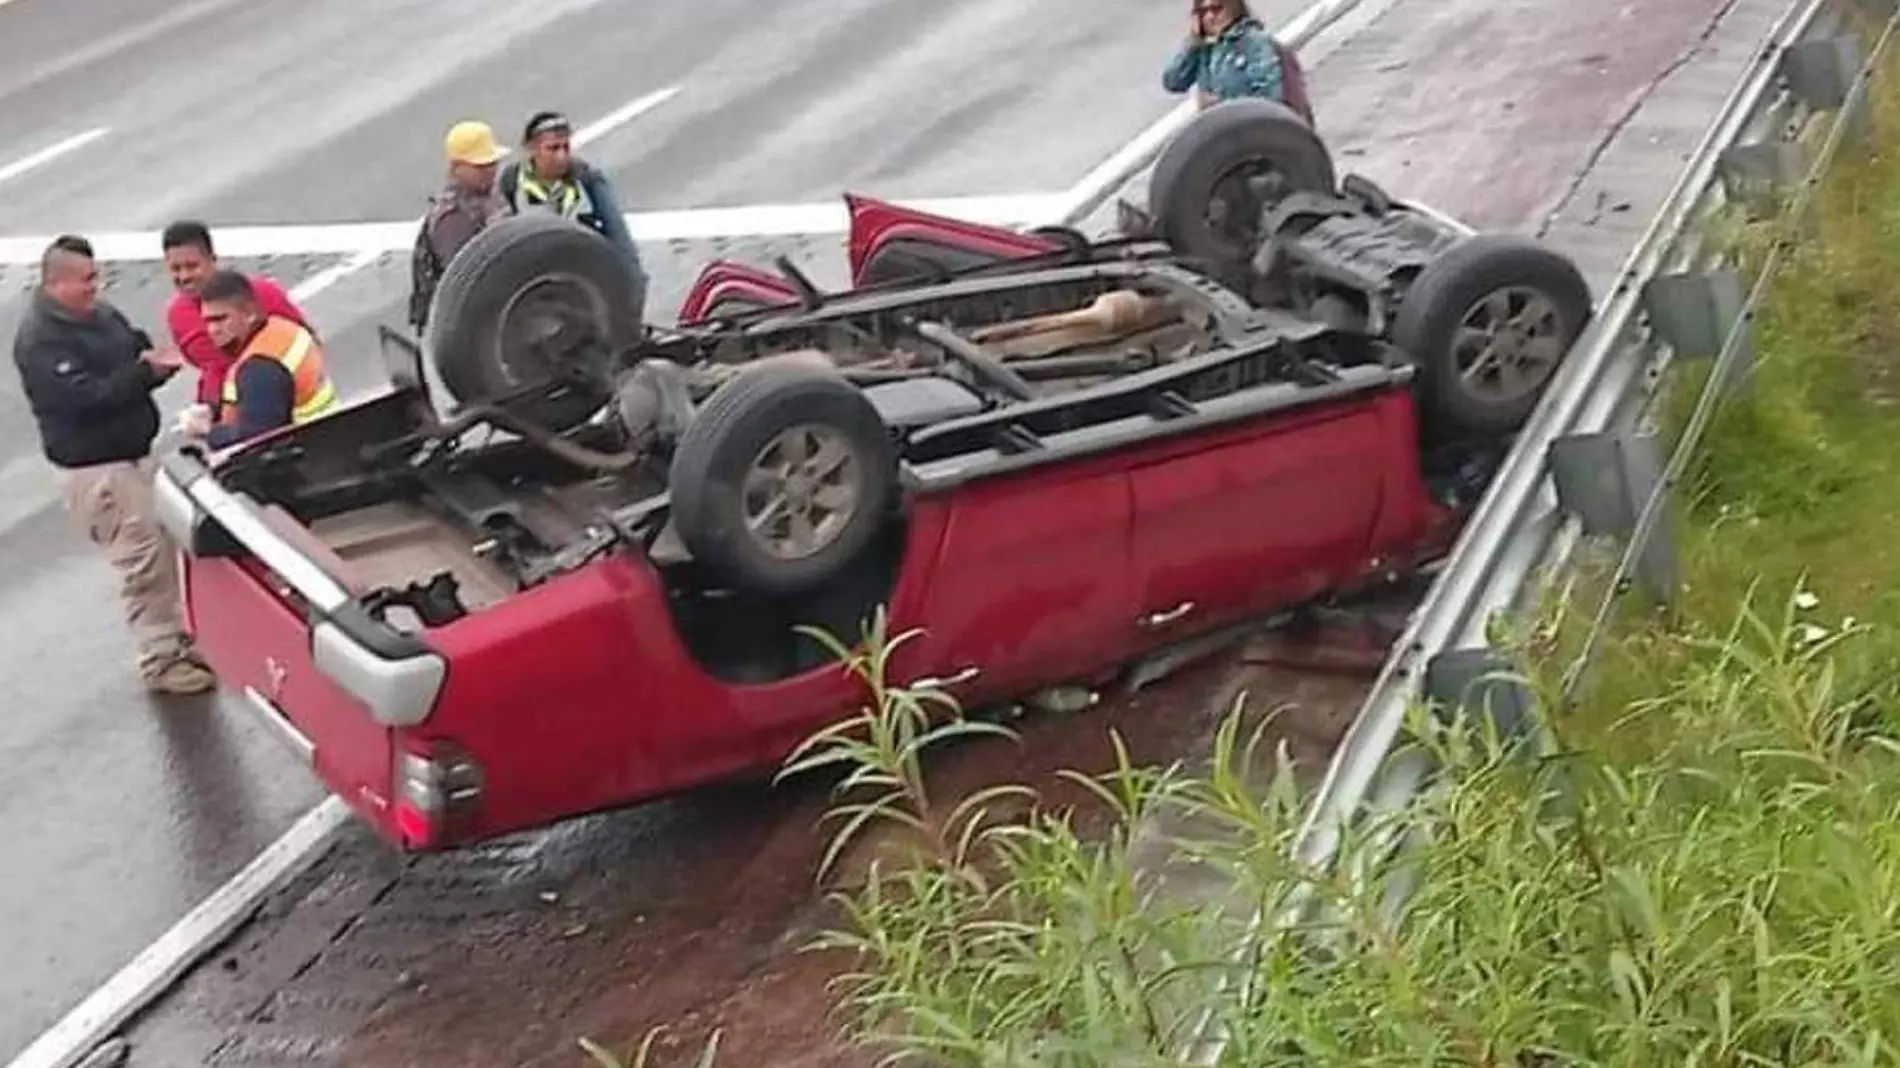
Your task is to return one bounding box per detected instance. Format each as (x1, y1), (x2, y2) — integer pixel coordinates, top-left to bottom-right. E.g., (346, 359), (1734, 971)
(161, 220), (310, 406)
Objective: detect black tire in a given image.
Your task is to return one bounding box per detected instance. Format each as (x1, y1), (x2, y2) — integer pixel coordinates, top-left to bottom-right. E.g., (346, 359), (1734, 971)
(428, 213), (646, 432)
(669, 362), (899, 598)
(1148, 98), (1336, 278)
(1392, 234), (1593, 444)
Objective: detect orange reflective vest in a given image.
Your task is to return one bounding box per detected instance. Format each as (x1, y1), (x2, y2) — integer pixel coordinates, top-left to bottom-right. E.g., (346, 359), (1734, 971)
(218, 315), (339, 427)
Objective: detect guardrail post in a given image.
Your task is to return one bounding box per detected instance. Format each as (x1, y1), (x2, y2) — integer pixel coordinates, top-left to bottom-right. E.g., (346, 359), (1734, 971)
(1548, 430), (1677, 603)
(1423, 647), (1540, 753)
(1642, 269), (1755, 397)
(1784, 32), (1872, 143)
(1717, 141), (1807, 218)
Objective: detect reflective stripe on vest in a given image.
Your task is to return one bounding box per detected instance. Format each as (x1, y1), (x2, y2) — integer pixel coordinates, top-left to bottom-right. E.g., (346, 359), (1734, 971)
(515, 171), (585, 218)
(218, 316), (340, 426)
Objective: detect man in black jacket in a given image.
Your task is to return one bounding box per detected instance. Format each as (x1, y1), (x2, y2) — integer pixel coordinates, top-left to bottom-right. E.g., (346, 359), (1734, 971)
(12, 234), (216, 696)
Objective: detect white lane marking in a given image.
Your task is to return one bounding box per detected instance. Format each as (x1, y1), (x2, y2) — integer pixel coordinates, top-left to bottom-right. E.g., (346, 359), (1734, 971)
(574, 85), (682, 148)
(287, 248), (381, 302)
(6, 83), (677, 300)
(0, 128), (110, 187)
(0, 192), (1069, 263)
(1049, 101), (1195, 225)
(4, 800), (350, 1068)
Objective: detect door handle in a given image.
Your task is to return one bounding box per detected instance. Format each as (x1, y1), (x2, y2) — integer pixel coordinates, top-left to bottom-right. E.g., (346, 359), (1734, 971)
(1138, 601), (1196, 629)
(912, 665), (981, 690)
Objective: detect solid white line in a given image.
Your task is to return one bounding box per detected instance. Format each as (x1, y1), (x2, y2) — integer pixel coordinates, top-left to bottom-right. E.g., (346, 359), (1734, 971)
(0, 128), (110, 187)
(0, 193), (1070, 263)
(1050, 101), (1195, 226)
(288, 248), (381, 302)
(4, 799), (350, 1068)
(574, 85), (682, 148)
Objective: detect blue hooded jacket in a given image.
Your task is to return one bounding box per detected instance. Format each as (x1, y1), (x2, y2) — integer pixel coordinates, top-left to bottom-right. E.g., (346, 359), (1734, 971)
(1162, 17), (1286, 104)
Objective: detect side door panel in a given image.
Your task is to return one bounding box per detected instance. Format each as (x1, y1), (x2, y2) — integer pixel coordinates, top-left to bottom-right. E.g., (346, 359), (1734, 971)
(1128, 402), (1393, 640)
(905, 464), (1135, 701)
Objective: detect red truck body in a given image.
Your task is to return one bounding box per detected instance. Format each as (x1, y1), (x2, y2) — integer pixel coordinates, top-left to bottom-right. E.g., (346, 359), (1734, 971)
(160, 196), (1460, 853)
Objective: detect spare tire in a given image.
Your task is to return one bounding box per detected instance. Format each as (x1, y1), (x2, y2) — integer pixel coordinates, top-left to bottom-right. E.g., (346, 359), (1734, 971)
(428, 213), (646, 433)
(1392, 234), (1593, 445)
(669, 362), (899, 598)
(1149, 98), (1336, 280)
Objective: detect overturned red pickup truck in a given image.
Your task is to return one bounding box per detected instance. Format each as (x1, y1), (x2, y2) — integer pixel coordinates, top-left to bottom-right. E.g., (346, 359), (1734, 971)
(154, 101), (1591, 851)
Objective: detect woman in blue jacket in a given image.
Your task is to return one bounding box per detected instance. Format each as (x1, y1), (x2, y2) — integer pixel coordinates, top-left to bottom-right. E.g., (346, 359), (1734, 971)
(1163, 0), (1287, 109)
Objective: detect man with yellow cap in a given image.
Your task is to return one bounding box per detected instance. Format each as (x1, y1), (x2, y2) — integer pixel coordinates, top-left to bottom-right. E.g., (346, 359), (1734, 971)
(409, 120), (508, 334)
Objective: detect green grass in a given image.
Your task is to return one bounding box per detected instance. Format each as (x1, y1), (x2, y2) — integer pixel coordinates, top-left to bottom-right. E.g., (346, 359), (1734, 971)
(584, 29), (1900, 1068)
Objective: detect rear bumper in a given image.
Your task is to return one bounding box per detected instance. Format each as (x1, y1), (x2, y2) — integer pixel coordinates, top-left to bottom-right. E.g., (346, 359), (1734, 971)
(154, 446), (449, 728)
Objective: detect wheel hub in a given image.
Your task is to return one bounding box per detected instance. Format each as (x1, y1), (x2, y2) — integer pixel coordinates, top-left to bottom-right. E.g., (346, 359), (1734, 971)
(496, 273), (608, 387)
(741, 424), (861, 561)
(1453, 286), (1565, 403)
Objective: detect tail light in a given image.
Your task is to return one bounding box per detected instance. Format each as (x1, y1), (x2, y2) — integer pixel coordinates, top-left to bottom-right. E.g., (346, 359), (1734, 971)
(393, 740), (484, 850)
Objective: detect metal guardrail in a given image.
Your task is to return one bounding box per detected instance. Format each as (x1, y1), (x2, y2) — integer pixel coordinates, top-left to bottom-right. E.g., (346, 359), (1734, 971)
(1157, 0), (1900, 1060)
(1309, 0), (1894, 897)
(1165, 0), (1900, 1060)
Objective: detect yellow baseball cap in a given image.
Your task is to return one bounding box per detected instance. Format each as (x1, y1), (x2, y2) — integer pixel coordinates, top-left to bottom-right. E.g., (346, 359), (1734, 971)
(444, 121), (504, 166)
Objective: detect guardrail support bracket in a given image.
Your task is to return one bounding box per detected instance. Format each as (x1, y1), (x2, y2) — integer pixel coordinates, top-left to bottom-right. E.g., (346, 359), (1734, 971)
(1717, 141), (1807, 216)
(1549, 430), (1677, 602)
(1423, 647), (1540, 755)
(1642, 269), (1755, 396)
(1783, 34), (1871, 143)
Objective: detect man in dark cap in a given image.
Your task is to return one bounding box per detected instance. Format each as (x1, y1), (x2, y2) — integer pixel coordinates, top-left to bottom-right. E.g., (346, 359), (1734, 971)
(498, 110), (647, 315)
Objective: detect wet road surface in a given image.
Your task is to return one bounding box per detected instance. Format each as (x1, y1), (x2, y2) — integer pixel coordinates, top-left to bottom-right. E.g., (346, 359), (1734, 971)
(18, 0), (1782, 1063)
(0, 0), (1319, 1059)
(0, 0), (1203, 233)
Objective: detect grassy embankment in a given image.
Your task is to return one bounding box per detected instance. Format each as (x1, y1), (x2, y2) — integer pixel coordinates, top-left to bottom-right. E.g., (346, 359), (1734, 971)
(588, 23), (1900, 1068)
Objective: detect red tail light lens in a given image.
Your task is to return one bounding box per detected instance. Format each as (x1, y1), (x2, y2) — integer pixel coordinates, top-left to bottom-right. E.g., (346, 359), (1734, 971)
(393, 742), (484, 850)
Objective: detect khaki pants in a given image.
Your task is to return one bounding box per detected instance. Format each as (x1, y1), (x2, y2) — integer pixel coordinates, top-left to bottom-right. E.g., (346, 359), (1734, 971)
(58, 457), (190, 676)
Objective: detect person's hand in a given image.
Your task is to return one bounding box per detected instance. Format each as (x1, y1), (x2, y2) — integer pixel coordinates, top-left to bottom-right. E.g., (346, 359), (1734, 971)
(1188, 12), (1205, 42)
(175, 403), (213, 439)
(141, 345), (185, 376)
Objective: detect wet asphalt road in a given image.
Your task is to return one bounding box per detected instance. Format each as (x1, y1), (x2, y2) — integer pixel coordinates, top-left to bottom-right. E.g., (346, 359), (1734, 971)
(0, 0), (1331, 1058)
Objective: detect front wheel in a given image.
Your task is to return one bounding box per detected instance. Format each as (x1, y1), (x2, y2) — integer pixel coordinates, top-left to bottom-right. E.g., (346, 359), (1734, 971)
(1392, 234), (1593, 445)
(668, 362), (899, 598)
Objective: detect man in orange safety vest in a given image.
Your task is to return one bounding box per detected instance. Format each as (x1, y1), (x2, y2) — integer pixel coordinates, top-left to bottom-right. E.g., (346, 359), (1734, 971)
(178, 268), (339, 450)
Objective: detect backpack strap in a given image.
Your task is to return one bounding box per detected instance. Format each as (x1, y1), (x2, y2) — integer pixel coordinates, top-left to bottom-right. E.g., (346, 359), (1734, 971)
(408, 207), (447, 333)
(498, 162), (521, 212)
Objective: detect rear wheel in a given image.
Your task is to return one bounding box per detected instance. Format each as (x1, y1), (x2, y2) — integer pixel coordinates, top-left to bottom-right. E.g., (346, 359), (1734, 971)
(428, 214), (646, 432)
(668, 362), (898, 598)
(1148, 98), (1336, 281)
(1393, 234), (1593, 444)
